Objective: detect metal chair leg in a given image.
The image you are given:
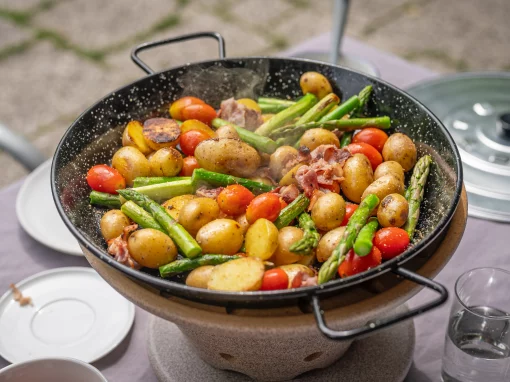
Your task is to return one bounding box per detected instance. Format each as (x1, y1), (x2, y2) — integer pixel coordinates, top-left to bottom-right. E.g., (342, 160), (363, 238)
(329, 0), (350, 64)
(0, 123), (46, 171)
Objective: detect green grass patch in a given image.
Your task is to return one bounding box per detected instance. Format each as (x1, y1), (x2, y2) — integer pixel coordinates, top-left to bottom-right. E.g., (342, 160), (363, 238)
(0, 8), (31, 25)
(0, 39), (36, 61)
(35, 29), (105, 62)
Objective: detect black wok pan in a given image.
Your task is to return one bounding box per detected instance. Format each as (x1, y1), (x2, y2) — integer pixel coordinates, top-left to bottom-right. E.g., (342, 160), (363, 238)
(52, 32), (462, 340)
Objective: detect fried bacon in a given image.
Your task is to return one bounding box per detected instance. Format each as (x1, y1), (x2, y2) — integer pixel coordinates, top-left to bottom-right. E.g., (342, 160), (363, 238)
(195, 186), (224, 199)
(218, 98), (263, 131)
(272, 184), (300, 204)
(107, 224), (141, 269)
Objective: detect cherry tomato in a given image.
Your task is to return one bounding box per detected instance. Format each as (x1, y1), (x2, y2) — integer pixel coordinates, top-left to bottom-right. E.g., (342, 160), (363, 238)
(181, 104), (217, 125)
(179, 156), (200, 176)
(86, 164), (125, 194)
(321, 182), (340, 193)
(180, 119), (215, 138)
(346, 142), (383, 171)
(352, 128), (389, 152)
(246, 193), (282, 224)
(338, 247), (382, 278)
(217, 185), (255, 216)
(260, 268), (289, 291)
(169, 96), (205, 120)
(340, 203), (358, 226)
(373, 227), (410, 260)
(180, 130), (210, 156)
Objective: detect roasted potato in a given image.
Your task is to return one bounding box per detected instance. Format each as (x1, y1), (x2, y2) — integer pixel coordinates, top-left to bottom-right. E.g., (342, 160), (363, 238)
(178, 197), (220, 236)
(299, 128), (340, 151)
(296, 252), (316, 266)
(215, 124), (239, 139)
(361, 174), (405, 205)
(236, 213), (250, 234)
(194, 138), (261, 178)
(237, 98), (261, 113)
(143, 118), (180, 150)
(311, 193), (346, 231)
(122, 121), (152, 155)
(249, 175), (273, 186)
(112, 146), (150, 186)
(374, 161), (405, 184)
(196, 219), (244, 255)
(273, 227), (304, 266)
(341, 153), (374, 203)
(186, 265), (215, 289)
(127, 228), (177, 268)
(262, 114), (275, 123)
(100, 209), (130, 240)
(279, 264), (315, 288)
(316, 227), (346, 262)
(279, 164), (303, 186)
(207, 257), (265, 291)
(269, 146), (299, 180)
(382, 133), (417, 172)
(300, 72), (333, 100)
(162, 194), (195, 220)
(245, 218), (279, 260)
(149, 147), (183, 177)
(377, 193), (409, 228)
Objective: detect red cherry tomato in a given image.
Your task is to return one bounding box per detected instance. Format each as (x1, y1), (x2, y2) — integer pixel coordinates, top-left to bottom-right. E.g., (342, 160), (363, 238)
(352, 128), (389, 152)
(340, 203), (358, 226)
(86, 164), (125, 194)
(279, 198), (288, 210)
(181, 104), (217, 125)
(260, 268), (289, 291)
(246, 193), (282, 224)
(346, 142), (383, 171)
(169, 96), (205, 120)
(217, 185), (255, 216)
(373, 227), (410, 260)
(179, 156), (200, 176)
(321, 182), (340, 193)
(180, 130), (210, 156)
(338, 246), (382, 278)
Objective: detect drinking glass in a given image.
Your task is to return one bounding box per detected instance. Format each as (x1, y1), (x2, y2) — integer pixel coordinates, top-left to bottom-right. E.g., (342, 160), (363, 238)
(442, 267), (510, 381)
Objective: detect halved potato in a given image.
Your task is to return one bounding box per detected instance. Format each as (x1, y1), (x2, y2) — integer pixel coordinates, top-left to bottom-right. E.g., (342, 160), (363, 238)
(162, 194), (195, 220)
(245, 218), (279, 260)
(279, 164), (304, 186)
(207, 257), (265, 291)
(186, 266), (215, 289)
(122, 120), (152, 155)
(143, 118), (180, 150)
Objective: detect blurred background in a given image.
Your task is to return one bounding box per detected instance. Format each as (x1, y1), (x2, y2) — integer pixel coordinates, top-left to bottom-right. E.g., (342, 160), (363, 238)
(0, 0), (508, 187)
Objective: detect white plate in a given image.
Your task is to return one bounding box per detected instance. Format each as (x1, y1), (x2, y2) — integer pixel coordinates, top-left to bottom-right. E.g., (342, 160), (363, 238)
(0, 267), (135, 364)
(16, 159), (83, 256)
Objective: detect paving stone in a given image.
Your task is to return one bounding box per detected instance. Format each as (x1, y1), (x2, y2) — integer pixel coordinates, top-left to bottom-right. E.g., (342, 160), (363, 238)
(33, 0), (181, 50)
(230, 0), (293, 26)
(0, 19), (32, 49)
(0, 0), (42, 11)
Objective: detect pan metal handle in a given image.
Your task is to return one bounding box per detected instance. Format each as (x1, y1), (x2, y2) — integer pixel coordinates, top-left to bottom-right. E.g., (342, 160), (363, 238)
(131, 31), (226, 75)
(311, 266), (448, 341)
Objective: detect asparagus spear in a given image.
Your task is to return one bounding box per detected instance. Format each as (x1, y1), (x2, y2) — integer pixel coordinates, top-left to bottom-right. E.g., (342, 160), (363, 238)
(318, 194), (379, 284)
(319, 95), (359, 122)
(340, 132), (353, 147)
(255, 93), (318, 136)
(353, 217), (379, 257)
(404, 155), (432, 240)
(289, 212), (320, 255)
(294, 93), (340, 125)
(160, 254), (241, 278)
(89, 191), (121, 209)
(257, 97), (296, 107)
(211, 118), (279, 154)
(133, 176), (190, 187)
(117, 189), (202, 259)
(121, 200), (164, 232)
(351, 85), (373, 117)
(274, 194), (310, 230)
(259, 103), (288, 114)
(132, 179), (194, 203)
(192, 169), (274, 194)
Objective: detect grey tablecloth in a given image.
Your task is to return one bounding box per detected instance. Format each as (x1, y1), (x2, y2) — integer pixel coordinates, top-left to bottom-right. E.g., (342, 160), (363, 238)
(1, 34), (508, 382)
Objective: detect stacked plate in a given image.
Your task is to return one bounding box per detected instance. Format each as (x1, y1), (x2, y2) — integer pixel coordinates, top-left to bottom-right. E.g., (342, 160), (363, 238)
(407, 73), (510, 223)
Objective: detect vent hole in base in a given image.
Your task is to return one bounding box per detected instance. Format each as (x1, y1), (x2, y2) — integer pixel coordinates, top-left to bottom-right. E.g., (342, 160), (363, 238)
(219, 353), (235, 361)
(303, 352), (323, 362)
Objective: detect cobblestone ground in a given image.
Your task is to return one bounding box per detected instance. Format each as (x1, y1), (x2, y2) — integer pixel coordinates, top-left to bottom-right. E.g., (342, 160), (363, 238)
(0, 0), (509, 187)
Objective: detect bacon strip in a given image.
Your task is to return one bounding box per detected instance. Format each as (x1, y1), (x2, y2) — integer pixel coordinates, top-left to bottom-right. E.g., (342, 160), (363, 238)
(272, 184), (300, 204)
(195, 186), (224, 199)
(218, 98), (263, 131)
(107, 224), (141, 269)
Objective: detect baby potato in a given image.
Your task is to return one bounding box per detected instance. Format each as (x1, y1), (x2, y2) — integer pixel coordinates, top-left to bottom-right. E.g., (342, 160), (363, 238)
(127, 228), (177, 269)
(311, 193), (346, 231)
(196, 219), (244, 255)
(194, 138), (261, 178)
(269, 146), (299, 180)
(100, 209), (130, 240)
(162, 194), (195, 220)
(112, 146), (150, 186)
(300, 71), (333, 100)
(178, 197), (220, 236)
(249, 176), (273, 186)
(361, 174), (405, 205)
(149, 147), (183, 177)
(122, 120), (152, 155)
(186, 265), (215, 289)
(316, 227), (346, 262)
(299, 128), (340, 151)
(279, 164), (304, 186)
(382, 133), (417, 172)
(236, 213), (250, 234)
(245, 218), (279, 260)
(377, 193), (409, 228)
(215, 124), (239, 139)
(341, 153), (374, 203)
(279, 264), (315, 288)
(273, 227), (304, 266)
(296, 252), (316, 266)
(208, 257), (265, 292)
(374, 161), (405, 184)
(143, 118), (181, 150)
